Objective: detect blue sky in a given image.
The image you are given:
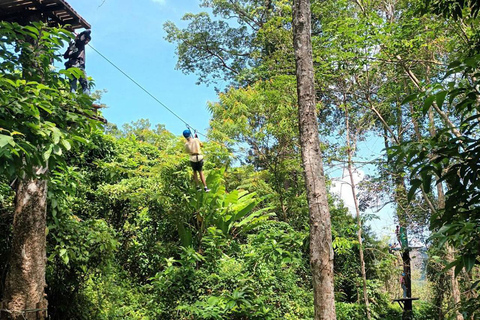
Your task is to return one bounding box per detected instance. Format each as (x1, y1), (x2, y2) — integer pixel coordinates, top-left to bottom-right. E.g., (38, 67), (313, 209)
(64, 0), (217, 135)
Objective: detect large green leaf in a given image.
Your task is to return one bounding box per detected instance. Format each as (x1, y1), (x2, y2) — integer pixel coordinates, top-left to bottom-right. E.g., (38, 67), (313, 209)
(0, 134), (14, 148)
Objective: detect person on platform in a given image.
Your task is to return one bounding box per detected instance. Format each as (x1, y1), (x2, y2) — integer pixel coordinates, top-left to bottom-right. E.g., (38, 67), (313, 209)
(64, 29), (91, 94)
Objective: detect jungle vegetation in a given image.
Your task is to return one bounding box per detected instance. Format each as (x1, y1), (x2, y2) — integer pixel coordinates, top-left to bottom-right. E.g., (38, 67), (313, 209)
(1, 0), (480, 319)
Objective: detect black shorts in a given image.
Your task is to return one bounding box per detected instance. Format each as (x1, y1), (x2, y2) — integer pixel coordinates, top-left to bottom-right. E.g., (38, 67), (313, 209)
(190, 159), (204, 172)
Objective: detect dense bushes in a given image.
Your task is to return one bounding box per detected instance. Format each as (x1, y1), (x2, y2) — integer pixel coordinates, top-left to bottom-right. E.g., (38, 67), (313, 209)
(35, 126), (411, 319)
(0, 121), (425, 319)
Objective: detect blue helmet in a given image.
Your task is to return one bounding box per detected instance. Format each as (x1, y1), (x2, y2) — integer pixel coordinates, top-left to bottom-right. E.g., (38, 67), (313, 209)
(183, 129), (191, 138)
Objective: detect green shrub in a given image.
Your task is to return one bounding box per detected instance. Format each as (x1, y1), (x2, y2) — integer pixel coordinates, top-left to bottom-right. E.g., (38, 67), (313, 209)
(150, 222), (314, 319)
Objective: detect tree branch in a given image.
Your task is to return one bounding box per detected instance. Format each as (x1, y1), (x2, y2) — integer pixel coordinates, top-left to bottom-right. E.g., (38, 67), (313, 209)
(396, 55), (462, 139)
(204, 46), (239, 75)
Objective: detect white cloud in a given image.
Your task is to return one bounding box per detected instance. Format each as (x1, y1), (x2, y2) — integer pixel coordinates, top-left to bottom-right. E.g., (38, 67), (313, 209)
(151, 0), (166, 4)
(331, 167), (364, 215)
(331, 168), (398, 240)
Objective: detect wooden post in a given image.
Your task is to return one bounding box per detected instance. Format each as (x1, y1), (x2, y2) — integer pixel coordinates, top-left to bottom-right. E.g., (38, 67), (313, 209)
(402, 249), (413, 320)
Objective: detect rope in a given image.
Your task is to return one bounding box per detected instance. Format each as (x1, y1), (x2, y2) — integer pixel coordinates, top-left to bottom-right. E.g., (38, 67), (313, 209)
(0, 308), (48, 313)
(87, 43), (234, 152)
(86, 43), (387, 161)
(87, 43), (191, 128)
(0, 307), (47, 320)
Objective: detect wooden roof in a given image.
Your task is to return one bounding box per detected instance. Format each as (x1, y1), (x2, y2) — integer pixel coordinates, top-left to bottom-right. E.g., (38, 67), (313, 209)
(0, 0), (90, 30)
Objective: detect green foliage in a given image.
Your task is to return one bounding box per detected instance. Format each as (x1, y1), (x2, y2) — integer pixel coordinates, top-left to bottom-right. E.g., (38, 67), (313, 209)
(336, 300), (437, 320)
(6, 1), (473, 317)
(164, 12), (253, 85)
(50, 266), (156, 320)
(45, 159), (120, 319)
(336, 302), (365, 320)
(65, 130), (182, 282)
(30, 120), (404, 319)
(208, 77), (307, 227)
(152, 222), (314, 320)
(164, 0), (294, 85)
(389, 43), (480, 320)
(0, 180), (14, 297)
(80, 270), (155, 319)
(0, 22), (102, 179)
(424, 0), (480, 19)
(177, 168), (275, 248)
(390, 56), (480, 269)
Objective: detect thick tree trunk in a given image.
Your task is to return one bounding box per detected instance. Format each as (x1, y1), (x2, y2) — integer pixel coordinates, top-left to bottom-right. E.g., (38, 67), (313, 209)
(292, 1), (336, 319)
(1, 173), (48, 320)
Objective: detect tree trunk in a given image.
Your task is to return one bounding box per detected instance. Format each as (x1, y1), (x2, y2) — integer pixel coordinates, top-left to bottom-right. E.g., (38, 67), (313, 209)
(344, 106), (371, 319)
(446, 245), (464, 320)
(347, 162), (371, 319)
(401, 249), (413, 320)
(292, 1), (336, 319)
(1, 172), (48, 320)
(433, 272), (446, 320)
(394, 174), (414, 320)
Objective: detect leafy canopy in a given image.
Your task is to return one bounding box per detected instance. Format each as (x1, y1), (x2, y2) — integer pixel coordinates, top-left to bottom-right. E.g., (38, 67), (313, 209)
(0, 22), (102, 179)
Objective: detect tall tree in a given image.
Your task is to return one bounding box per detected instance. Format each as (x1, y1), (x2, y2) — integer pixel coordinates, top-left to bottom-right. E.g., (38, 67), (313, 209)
(344, 105), (371, 319)
(0, 22), (101, 320)
(292, 0), (336, 319)
(164, 0), (294, 86)
(207, 77), (307, 225)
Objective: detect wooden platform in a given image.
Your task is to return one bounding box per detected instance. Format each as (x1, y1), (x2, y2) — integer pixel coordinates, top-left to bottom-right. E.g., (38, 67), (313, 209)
(393, 298), (420, 310)
(0, 0), (90, 30)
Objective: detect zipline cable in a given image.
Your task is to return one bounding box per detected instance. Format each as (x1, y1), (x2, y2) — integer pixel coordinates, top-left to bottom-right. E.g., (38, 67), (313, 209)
(87, 44), (385, 164)
(88, 43), (191, 128)
(87, 43), (236, 153)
